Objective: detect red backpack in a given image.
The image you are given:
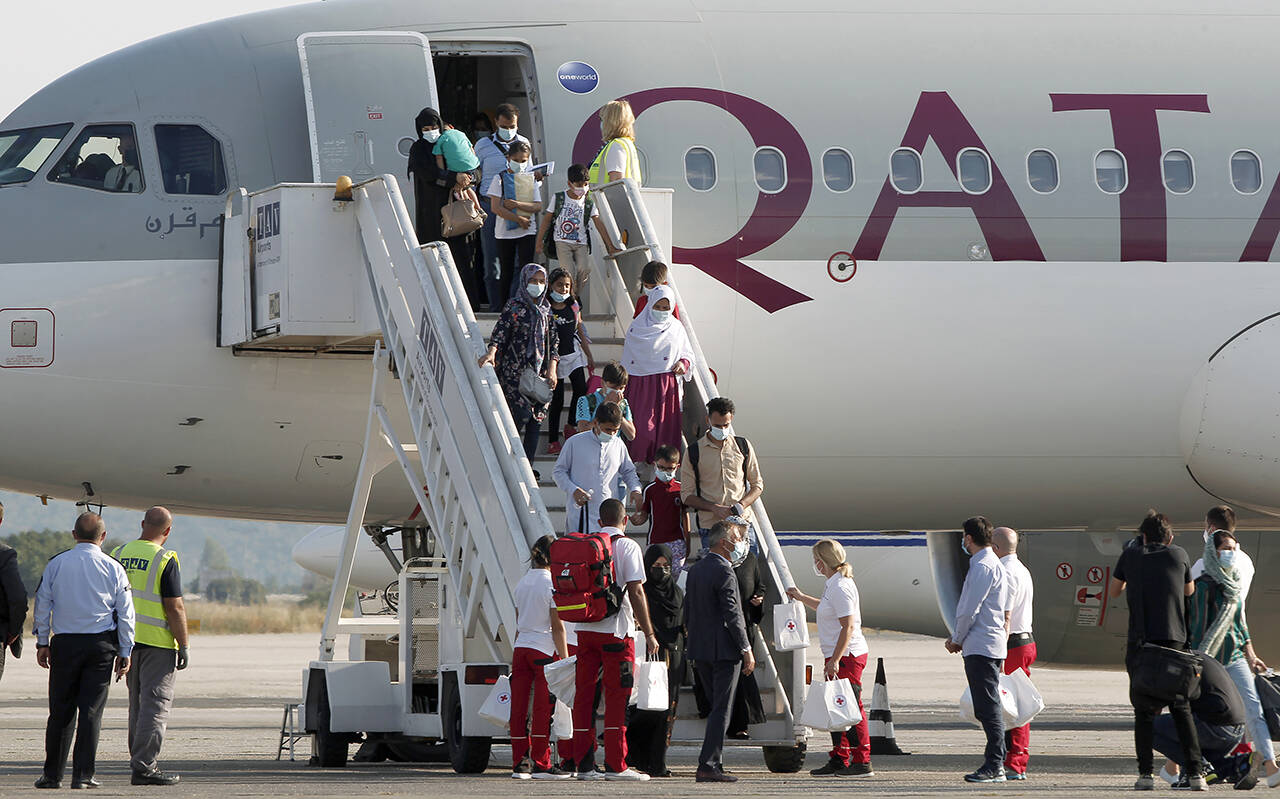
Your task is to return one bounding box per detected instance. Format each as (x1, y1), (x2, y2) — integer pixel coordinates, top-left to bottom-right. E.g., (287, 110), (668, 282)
(550, 524), (625, 623)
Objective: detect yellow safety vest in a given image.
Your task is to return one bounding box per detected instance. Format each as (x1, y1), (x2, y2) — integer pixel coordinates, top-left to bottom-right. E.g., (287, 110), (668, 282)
(112, 539), (179, 650)
(588, 137), (642, 186)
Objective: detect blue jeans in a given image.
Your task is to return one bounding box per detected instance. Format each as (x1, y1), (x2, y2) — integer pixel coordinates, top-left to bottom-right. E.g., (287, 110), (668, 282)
(964, 654), (1006, 772)
(1225, 656), (1276, 762)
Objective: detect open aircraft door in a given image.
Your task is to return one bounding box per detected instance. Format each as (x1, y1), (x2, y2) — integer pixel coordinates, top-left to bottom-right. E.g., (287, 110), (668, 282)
(298, 32), (438, 192)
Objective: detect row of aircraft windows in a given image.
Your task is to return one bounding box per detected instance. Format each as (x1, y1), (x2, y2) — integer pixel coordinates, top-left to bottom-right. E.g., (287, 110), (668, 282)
(683, 146), (1268, 197)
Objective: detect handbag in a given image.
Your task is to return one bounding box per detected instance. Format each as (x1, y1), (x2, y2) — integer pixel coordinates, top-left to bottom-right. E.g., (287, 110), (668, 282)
(1128, 547), (1202, 702)
(1003, 668), (1046, 728)
(773, 600), (810, 652)
(633, 655), (669, 711)
(518, 321), (554, 405)
(477, 675), (512, 728)
(959, 678), (1019, 728)
(440, 190), (485, 238)
(799, 677), (861, 732)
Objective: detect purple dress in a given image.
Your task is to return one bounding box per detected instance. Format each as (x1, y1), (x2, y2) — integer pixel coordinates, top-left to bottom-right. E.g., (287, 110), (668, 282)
(626, 367), (686, 464)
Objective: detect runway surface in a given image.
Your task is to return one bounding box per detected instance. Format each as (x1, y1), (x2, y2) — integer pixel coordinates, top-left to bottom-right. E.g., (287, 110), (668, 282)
(0, 630), (1146, 796)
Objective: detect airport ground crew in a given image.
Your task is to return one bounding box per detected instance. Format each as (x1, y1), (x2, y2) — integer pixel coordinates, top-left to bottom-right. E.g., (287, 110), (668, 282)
(112, 506), (188, 786)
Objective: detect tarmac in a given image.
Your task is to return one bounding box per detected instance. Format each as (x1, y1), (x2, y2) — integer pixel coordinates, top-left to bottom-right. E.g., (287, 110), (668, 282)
(0, 630), (1150, 797)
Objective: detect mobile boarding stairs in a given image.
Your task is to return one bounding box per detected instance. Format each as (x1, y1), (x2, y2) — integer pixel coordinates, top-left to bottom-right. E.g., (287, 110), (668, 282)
(218, 175), (808, 772)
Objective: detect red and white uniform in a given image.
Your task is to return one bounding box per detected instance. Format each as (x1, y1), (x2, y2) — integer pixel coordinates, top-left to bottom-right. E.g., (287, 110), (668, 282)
(1000, 552), (1036, 776)
(511, 568), (559, 770)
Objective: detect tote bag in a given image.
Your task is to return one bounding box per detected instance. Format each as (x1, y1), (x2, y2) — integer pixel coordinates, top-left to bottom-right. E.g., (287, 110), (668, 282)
(1003, 669), (1046, 728)
(544, 655), (577, 707)
(773, 600), (810, 652)
(959, 677), (1019, 727)
(798, 677), (861, 732)
(551, 699), (573, 740)
(634, 657), (669, 712)
(477, 675), (513, 728)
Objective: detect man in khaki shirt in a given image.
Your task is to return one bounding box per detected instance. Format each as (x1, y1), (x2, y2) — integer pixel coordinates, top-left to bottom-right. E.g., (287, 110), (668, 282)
(680, 397), (765, 552)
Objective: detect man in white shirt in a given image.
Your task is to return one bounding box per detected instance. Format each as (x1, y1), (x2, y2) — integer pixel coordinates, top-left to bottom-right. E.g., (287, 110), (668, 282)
(993, 526), (1035, 780)
(569, 500), (657, 782)
(552, 402), (641, 533)
(945, 516), (1011, 784)
(474, 103), (535, 310)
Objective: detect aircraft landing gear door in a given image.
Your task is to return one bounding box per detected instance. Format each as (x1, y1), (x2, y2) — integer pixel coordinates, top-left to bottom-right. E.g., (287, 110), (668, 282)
(297, 32), (438, 192)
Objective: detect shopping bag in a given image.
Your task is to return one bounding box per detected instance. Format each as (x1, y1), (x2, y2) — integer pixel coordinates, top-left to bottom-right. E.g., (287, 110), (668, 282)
(798, 678), (861, 732)
(544, 656), (577, 707)
(477, 675), (512, 728)
(552, 699), (573, 740)
(1003, 669), (1045, 728)
(634, 658), (669, 712)
(959, 677), (1019, 728)
(773, 601), (810, 652)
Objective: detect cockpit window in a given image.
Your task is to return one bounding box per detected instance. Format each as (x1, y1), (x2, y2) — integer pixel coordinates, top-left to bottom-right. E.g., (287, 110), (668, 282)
(154, 124), (227, 195)
(49, 124), (144, 193)
(0, 123), (73, 186)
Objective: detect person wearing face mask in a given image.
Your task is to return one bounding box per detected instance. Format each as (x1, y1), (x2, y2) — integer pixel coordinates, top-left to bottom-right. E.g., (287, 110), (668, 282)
(408, 108), (483, 306)
(479, 264), (559, 464)
(632, 261), (680, 320)
(551, 401), (642, 535)
(620, 286), (694, 471)
(624, 544), (685, 778)
(684, 521), (754, 783)
(475, 103), (535, 311)
(486, 141), (542, 310)
(1186, 522), (1279, 788)
(629, 445), (691, 573)
(535, 164), (620, 313)
(544, 268), (594, 457)
(726, 516), (768, 741)
(681, 396), (765, 555)
(787, 539), (873, 777)
(470, 111), (494, 143)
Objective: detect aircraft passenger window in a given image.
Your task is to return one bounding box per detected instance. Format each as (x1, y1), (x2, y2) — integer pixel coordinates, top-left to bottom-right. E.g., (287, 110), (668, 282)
(155, 124), (228, 196)
(0, 123), (73, 186)
(1231, 150), (1263, 195)
(890, 148), (922, 193)
(1026, 149), (1059, 193)
(822, 148), (855, 192)
(1162, 150), (1194, 194)
(1094, 149), (1127, 194)
(48, 124), (144, 193)
(684, 147), (716, 191)
(753, 147), (786, 193)
(957, 148), (991, 194)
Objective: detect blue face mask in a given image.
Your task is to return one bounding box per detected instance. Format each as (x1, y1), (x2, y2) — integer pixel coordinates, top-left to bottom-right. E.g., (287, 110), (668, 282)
(709, 426), (728, 441)
(650, 309), (671, 324)
(655, 468), (676, 482)
(508, 159), (529, 173)
(1219, 549), (1237, 566)
(729, 536), (749, 567)
(550, 290), (569, 303)
(596, 430), (615, 444)
(526, 283), (545, 299)
(960, 537), (970, 555)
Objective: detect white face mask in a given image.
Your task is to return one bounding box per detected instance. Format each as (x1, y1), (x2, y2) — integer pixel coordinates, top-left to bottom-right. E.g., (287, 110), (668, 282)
(508, 159), (529, 173)
(497, 126), (517, 141)
(550, 290), (569, 303)
(595, 429), (615, 444)
(655, 468), (675, 482)
(526, 283), (545, 298)
(568, 186), (586, 198)
(729, 537), (749, 567)
(650, 309), (671, 324)
(421, 129), (441, 143)
(709, 426), (729, 441)
(813, 561), (825, 578)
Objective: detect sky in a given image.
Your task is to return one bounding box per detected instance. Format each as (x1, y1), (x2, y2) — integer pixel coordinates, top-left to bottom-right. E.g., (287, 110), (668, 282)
(2, 0), (314, 121)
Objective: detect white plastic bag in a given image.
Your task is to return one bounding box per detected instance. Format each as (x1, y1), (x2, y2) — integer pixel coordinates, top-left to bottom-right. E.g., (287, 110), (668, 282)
(773, 601), (810, 652)
(634, 658), (669, 711)
(551, 699), (573, 740)
(478, 675), (512, 728)
(1003, 669), (1045, 728)
(544, 656), (577, 707)
(959, 676), (1019, 728)
(799, 677), (861, 732)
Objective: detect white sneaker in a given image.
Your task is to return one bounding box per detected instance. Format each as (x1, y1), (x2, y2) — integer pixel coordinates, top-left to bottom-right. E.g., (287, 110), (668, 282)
(604, 768), (650, 781)
(1268, 768), (1280, 789)
(1159, 766), (1179, 785)
(511, 771), (531, 780)
(576, 769), (603, 781)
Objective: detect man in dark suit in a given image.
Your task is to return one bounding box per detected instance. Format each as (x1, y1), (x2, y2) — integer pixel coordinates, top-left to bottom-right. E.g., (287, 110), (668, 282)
(684, 521), (755, 783)
(0, 500), (29, 682)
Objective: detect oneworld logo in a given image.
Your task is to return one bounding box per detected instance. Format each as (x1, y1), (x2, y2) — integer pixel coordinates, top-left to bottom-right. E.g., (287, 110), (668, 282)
(557, 61), (599, 94)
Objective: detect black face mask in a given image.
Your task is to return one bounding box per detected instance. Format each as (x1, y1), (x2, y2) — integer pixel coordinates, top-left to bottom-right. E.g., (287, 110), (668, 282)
(650, 566), (671, 582)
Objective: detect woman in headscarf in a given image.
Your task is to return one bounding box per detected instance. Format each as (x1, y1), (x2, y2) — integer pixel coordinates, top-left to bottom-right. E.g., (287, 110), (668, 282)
(408, 107), (483, 309)
(727, 541), (768, 739)
(625, 544), (684, 777)
(479, 264), (558, 464)
(1185, 530), (1279, 788)
(620, 285), (694, 468)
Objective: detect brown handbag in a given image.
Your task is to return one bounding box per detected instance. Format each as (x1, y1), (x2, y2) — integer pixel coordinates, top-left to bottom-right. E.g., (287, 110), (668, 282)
(441, 190), (485, 238)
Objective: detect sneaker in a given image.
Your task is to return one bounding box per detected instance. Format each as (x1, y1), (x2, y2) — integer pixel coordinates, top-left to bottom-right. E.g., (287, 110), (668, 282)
(546, 441), (562, 456)
(810, 756), (845, 776)
(837, 762), (874, 777)
(576, 768), (603, 781)
(1135, 774), (1155, 791)
(1268, 769), (1280, 789)
(531, 766), (572, 780)
(511, 771), (531, 780)
(604, 768), (650, 781)
(131, 770), (180, 786)
(559, 758), (577, 774)
(964, 767), (1006, 783)
(1160, 766), (1180, 786)
(1007, 770), (1027, 781)
(1235, 773), (1259, 790)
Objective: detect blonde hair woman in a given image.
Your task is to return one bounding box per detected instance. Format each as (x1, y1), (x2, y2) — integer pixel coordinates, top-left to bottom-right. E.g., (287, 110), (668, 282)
(787, 539), (873, 778)
(589, 99), (642, 187)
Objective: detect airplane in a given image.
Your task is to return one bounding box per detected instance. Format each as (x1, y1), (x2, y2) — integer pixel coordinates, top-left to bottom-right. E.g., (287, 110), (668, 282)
(2, 0), (1279, 665)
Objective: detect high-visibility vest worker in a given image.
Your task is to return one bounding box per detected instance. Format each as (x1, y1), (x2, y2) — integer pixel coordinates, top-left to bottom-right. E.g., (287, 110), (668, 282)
(588, 136), (642, 187)
(112, 539), (179, 649)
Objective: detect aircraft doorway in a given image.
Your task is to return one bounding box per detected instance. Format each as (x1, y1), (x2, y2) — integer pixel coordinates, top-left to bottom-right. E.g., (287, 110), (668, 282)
(429, 43), (545, 164)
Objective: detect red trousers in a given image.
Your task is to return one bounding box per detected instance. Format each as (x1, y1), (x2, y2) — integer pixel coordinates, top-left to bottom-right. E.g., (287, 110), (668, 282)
(510, 647), (555, 770)
(828, 653), (870, 765)
(572, 632), (634, 772)
(1002, 641), (1037, 774)
(556, 643), (578, 763)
